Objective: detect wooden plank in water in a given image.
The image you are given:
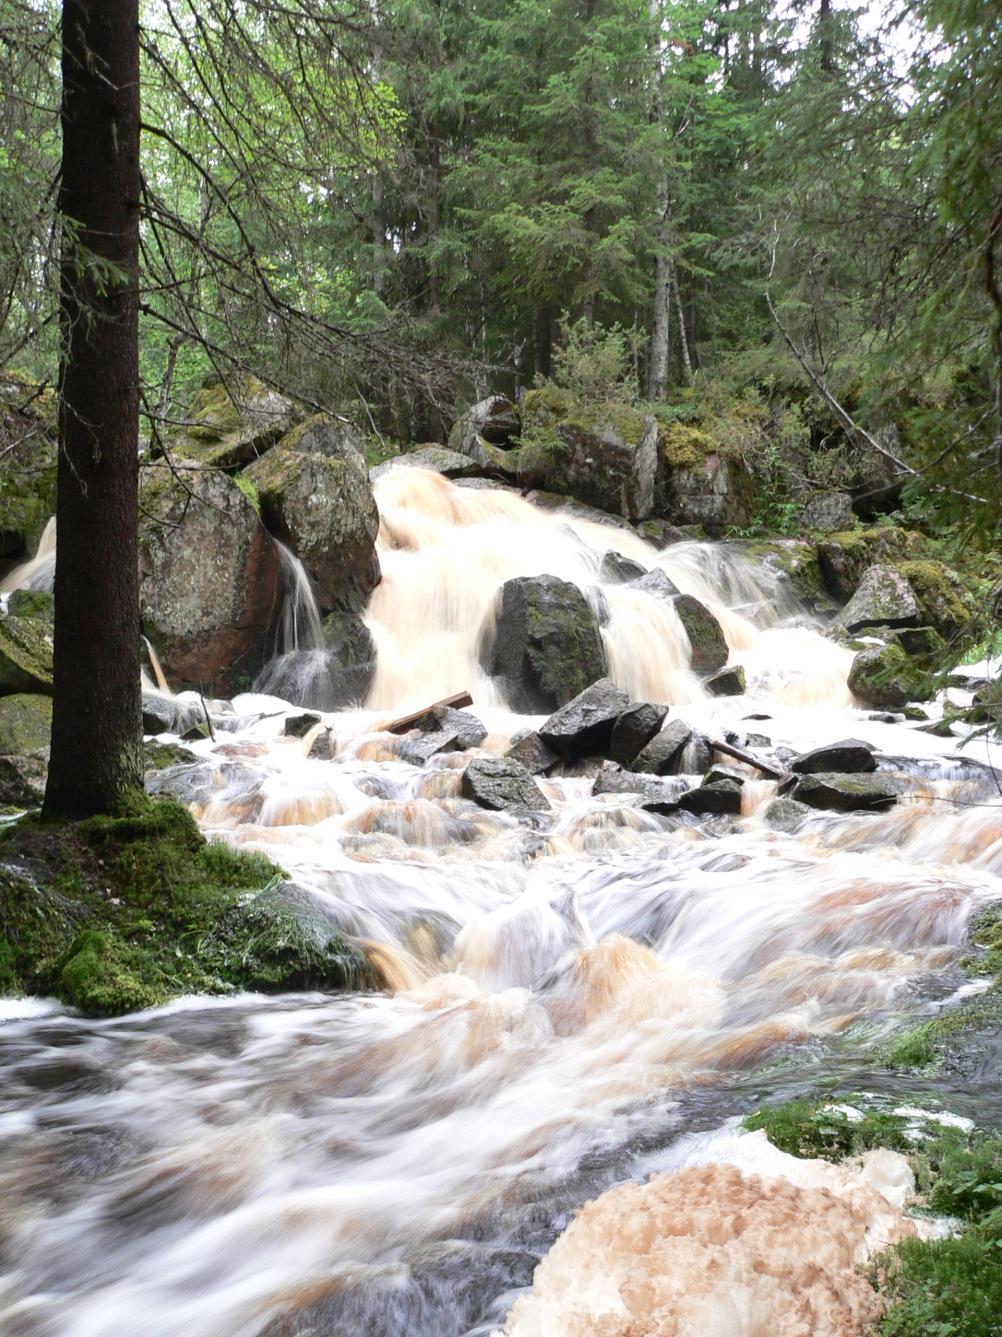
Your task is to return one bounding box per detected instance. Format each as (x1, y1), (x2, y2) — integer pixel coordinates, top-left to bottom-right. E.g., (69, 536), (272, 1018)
(384, 691), (474, 734)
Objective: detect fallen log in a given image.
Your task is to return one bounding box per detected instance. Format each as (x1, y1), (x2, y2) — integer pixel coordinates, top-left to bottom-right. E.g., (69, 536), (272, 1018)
(384, 691), (474, 735)
(709, 737), (786, 781)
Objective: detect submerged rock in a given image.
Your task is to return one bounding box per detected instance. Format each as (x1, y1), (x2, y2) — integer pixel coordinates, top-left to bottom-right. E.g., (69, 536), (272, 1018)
(139, 465), (282, 696)
(784, 771), (901, 812)
(790, 740), (877, 775)
(245, 414), (380, 616)
(461, 756), (550, 814)
(481, 574), (608, 714)
(539, 679), (631, 759)
(671, 594), (729, 675)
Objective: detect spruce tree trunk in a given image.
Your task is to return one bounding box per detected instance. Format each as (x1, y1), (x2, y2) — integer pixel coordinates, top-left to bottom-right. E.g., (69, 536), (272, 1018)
(44, 0), (143, 818)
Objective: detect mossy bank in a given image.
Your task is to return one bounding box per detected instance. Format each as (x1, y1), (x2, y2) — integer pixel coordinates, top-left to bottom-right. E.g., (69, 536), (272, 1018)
(0, 796), (369, 1016)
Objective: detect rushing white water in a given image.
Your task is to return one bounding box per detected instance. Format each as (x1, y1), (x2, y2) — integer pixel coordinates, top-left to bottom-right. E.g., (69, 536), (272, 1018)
(2, 466), (1001, 1336)
(0, 517), (56, 593)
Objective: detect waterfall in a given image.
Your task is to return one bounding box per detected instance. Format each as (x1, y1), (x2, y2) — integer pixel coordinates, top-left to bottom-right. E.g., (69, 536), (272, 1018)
(251, 541), (338, 709)
(0, 515), (56, 592)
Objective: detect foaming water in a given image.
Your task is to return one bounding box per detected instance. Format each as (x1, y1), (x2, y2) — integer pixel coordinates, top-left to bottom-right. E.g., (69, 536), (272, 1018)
(1, 516), (56, 592)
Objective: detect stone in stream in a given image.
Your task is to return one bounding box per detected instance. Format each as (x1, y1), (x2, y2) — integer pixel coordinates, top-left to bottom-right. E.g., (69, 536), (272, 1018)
(848, 643), (934, 708)
(833, 564), (920, 635)
(397, 728), (464, 766)
(763, 797), (812, 833)
(538, 678), (631, 759)
(593, 759), (688, 808)
(705, 665), (746, 697)
(244, 414), (380, 616)
(671, 593), (728, 675)
(284, 711), (322, 738)
(482, 574), (608, 714)
(790, 740), (877, 775)
(607, 701), (668, 766)
(461, 756), (551, 814)
(409, 705), (488, 751)
(628, 568), (680, 600)
(677, 778), (744, 816)
(370, 446), (484, 481)
(506, 730), (561, 776)
(631, 719), (693, 775)
(599, 551), (646, 584)
(782, 771), (902, 813)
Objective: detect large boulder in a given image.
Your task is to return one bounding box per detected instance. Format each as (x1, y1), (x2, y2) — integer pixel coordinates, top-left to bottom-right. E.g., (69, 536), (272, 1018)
(608, 701), (668, 765)
(505, 730), (560, 775)
(516, 388), (657, 521)
(461, 756), (550, 814)
(799, 491), (856, 533)
(538, 679), (631, 759)
(832, 564), (920, 634)
(847, 644), (933, 708)
(790, 740), (877, 775)
(168, 374), (300, 469)
(244, 414), (380, 615)
(372, 447), (484, 481)
(480, 575), (608, 714)
(631, 719), (693, 775)
(783, 772), (901, 813)
(816, 526), (927, 602)
(448, 395), (521, 476)
(139, 465), (282, 696)
(0, 692), (51, 805)
(897, 560), (976, 645)
(0, 602), (53, 695)
(672, 594), (728, 675)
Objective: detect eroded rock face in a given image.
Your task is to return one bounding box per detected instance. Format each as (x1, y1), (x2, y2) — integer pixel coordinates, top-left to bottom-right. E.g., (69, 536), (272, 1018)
(516, 389), (657, 521)
(139, 466), (282, 696)
(481, 574), (608, 714)
(245, 415), (380, 616)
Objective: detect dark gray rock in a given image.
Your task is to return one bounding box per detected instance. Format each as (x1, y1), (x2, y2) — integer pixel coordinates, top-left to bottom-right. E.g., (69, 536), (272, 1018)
(705, 665), (746, 697)
(599, 551), (646, 584)
(783, 771), (901, 813)
(284, 711), (322, 738)
(461, 756), (550, 813)
(481, 574), (608, 714)
(506, 730), (561, 775)
(702, 764), (745, 787)
(889, 625), (947, 660)
(790, 740), (877, 775)
(681, 732), (714, 774)
(631, 719), (693, 775)
(372, 446), (484, 481)
(672, 594), (728, 674)
(799, 491), (856, 533)
(629, 568), (680, 600)
(447, 395), (521, 474)
(763, 797), (812, 833)
(256, 613), (375, 711)
(398, 728), (463, 766)
(833, 564), (919, 634)
(409, 706), (487, 750)
(538, 678), (630, 758)
(677, 780), (743, 816)
(608, 701), (668, 765)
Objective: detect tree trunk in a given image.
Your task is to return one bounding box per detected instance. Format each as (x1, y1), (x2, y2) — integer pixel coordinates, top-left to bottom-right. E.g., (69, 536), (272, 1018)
(44, 0), (142, 818)
(534, 303), (553, 378)
(671, 259), (693, 384)
(648, 181), (671, 399)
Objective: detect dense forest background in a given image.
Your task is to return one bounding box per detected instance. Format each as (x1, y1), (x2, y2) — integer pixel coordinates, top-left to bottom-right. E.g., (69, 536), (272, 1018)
(2, 0), (1000, 533)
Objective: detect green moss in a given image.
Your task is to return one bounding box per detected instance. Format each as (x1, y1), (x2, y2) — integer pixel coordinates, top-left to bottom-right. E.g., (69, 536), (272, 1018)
(958, 904), (1002, 976)
(0, 693), (52, 758)
(184, 378), (249, 442)
(848, 642), (934, 707)
(0, 610), (54, 693)
(898, 559), (976, 645)
(0, 797), (364, 1014)
(233, 472), (261, 515)
(659, 421), (716, 469)
(742, 1099), (915, 1160)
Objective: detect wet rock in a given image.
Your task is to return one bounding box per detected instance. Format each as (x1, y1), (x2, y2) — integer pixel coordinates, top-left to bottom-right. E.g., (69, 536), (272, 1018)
(538, 678), (630, 759)
(139, 465), (282, 696)
(833, 564), (920, 635)
(608, 701), (668, 766)
(0, 604), (53, 695)
(631, 719), (693, 775)
(516, 388), (658, 521)
(703, 764), (745, 787)
(783, 771), (901, 813)
(677, 779), (743, 816)
(790, 740), (877, 775)
(373, 446), (483, 481)
(397, 729), (463, 765)
(506, 730), (560, 776)
(461, 756), (550, 813)
(628, 568), (680, 600)
(141, 696), (176, 735)
(888, 626), (946, 661)
(763, 797), (812, 833)
(307, 727), (336, 760)
(799, 491), (855, 533)
(167, 373), (300, 469)
(682, 732), (715, 774)
(143, 740), (199, 772)
(481, 574), (608, 714)
(705, 665), (746, 697)
(284, 712), (322, 738)
(635, 518), (687, 547)
(671, 594), (728, 675)
(599, 551), (646, 584)
(256, 615), (375, 714)
(594, 760), (688, 809)
(245, 415), (380, 615)
(410, 706), (487, 751)
(848, 643), (933, 708)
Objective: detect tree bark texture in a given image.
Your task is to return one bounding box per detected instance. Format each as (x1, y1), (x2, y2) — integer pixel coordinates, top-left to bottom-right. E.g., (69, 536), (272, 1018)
(44, 0), (143, 817)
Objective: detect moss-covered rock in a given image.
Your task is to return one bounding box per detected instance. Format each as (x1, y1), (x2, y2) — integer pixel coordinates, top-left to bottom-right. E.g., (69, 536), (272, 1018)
(833, 564), (920, 634)
(0, 606), (54, 695)
(516, 389), (657, 521)
(672, 593), (729, 675)
(847, 643), (934, 708)
(138, 464), (282, 696)
(0, 692), (51, 757)
(0, 797), (367, 1015)
(897, 559), (976, 645)
(167, 373), (300, 469)
(816, 526), (928, 602)
(245, 414), (380, 616)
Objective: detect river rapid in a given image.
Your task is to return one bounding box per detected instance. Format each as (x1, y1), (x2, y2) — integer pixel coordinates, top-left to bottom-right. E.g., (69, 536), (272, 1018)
(2, 468), (1001, 1336)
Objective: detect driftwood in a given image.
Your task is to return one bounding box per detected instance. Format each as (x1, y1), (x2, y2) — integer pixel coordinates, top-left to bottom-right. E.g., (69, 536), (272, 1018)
(709, 737), (786, 781)
(384, 692), (474, 735)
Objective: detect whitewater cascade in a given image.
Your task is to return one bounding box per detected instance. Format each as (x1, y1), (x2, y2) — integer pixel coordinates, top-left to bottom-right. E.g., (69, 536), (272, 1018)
(1, 464), (1000, 1337)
